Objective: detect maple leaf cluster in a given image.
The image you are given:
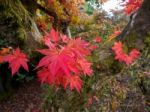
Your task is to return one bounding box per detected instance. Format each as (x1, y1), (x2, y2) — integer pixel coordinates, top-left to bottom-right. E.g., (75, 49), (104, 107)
(3, 48), (29, 76)
(37, 28), (93, 93)
(112, 41), (140, 65)
(123, 0), (143, 14)
(0, 28), (93, 93)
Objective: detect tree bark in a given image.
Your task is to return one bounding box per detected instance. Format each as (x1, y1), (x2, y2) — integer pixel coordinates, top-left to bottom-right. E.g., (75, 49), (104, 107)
(117, 0), (150, 50)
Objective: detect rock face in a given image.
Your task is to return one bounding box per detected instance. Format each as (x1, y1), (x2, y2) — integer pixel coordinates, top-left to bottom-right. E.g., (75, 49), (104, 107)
(0, 0), (41, 96)
(0, 0), (41, 49)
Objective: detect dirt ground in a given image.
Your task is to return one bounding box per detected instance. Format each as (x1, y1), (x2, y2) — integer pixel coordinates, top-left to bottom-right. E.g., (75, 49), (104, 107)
(0, 80), (43, 112)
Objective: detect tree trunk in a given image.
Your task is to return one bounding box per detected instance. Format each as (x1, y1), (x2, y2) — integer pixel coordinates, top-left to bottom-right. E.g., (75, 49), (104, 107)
(117, 0), (150, 50)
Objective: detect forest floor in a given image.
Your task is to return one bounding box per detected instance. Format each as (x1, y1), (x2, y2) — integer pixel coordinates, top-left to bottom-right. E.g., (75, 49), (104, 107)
(0, 78), (149, 112)
(0, 80), (43, 112)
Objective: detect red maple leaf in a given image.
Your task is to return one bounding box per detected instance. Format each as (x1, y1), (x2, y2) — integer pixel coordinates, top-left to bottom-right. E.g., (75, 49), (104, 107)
(93, 36), (102, 43)
(78, 59), (93, 76)
(67, 75), (83, 93)
(129, 49), (140, 59)
(112, 41), (123, 54)
(3, 48), (29, 76)
(89, 45), (97, 51)
(112, 41), (140, 65)
(114, 30), (121, 36)
(37, 68), (51, 84)
(122, 0), (143, 15)
(84, 95), (99, 108)
(43, 35), (56, 48)
(36, 47), (75, 77)
(43, 28), (59, 46)
(60, 34), (70, 43)
(37, 67), (69, 88)
(67, 37), (91, 58)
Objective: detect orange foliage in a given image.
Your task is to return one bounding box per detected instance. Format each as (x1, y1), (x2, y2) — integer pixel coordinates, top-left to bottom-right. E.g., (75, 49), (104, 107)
(0, 48), (11, 63)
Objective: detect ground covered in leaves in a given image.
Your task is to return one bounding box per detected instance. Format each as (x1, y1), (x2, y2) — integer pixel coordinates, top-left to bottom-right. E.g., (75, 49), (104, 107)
(0, 80), (43, 112)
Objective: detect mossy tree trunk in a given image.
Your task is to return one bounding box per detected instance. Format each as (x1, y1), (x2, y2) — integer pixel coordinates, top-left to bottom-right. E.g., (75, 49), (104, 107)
(118, 0), (150, 50)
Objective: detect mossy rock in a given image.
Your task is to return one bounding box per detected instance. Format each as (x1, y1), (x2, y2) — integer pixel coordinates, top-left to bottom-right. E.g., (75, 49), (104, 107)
(98, 49), (124, 74)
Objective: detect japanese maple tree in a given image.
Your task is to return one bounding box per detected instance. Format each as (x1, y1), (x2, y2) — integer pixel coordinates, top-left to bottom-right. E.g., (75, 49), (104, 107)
(36, 28), (93, 93)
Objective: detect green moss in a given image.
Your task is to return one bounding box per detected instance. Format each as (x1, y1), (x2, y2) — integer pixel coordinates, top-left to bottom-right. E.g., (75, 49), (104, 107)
(17, 27), (27, 42)
(123, 32), (138, 49)
(145, 34), (150, 47)
(100, 55), (124, 74)
(101, 56), (114, 69)
(0, 0), (32, 47)
(122, 31), (150, 51)
(111, 60), (124, 74)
